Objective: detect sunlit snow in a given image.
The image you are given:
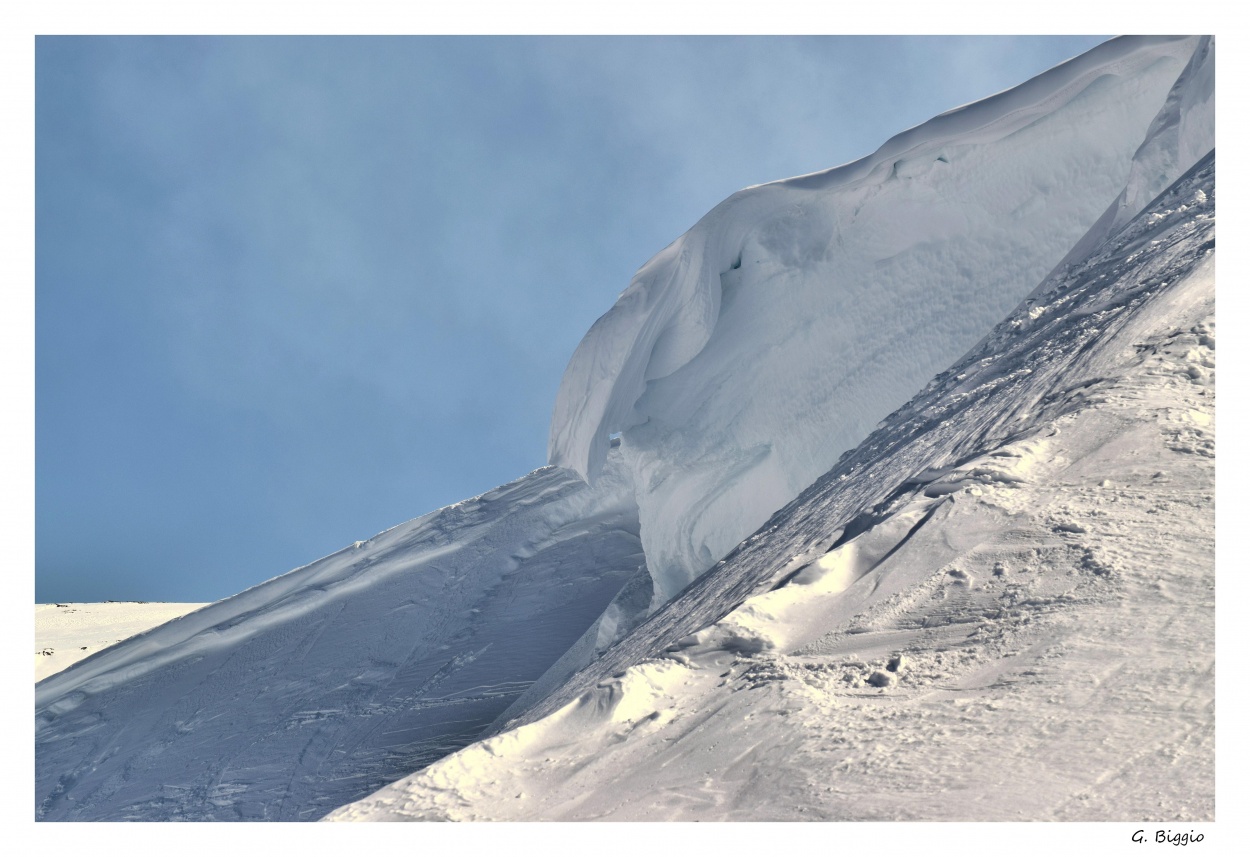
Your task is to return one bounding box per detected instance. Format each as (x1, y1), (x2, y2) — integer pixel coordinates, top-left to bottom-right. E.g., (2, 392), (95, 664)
(333, 150), (1216, 823)
(35, 602), (207, 683)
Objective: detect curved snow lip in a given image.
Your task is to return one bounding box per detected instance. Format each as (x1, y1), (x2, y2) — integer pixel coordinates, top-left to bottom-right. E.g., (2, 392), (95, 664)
(332, 153), (1215, 822)
(552, 35), (1205, 615)
(547, 35), (1199, 485)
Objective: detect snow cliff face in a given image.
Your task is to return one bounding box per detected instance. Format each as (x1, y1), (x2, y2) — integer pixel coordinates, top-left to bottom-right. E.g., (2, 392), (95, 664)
(1046, 36), (1213, 277)
(331, 150), (1215, 822)
(549, 35), (1205, 611)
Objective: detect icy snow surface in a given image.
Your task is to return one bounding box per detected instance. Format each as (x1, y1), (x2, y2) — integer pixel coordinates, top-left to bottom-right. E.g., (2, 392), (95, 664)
(332, 151), (1215, 822)
(549, 35), (1205, 609)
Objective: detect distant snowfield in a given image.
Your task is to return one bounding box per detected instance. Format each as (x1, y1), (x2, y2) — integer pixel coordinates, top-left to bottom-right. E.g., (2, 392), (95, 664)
(36, 35), (1214, 823)
(35, 602), (208, 683)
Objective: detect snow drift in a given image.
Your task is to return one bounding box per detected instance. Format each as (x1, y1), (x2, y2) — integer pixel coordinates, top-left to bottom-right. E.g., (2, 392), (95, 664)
(332, 149), (1215, 822)
(549, 35), (1207, 610)
(35, 602), (207, 683)
(36, 36), (1214, 823)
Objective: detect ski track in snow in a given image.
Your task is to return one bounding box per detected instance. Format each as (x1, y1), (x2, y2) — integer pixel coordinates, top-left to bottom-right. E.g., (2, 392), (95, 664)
(329, 153), (1214, 822)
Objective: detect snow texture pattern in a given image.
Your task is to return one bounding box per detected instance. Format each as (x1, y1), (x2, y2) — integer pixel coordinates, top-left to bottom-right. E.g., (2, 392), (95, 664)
(549, 36), (1204, 610)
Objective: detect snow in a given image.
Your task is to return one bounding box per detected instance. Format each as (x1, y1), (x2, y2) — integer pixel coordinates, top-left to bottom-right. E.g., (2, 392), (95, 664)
(549, 35), (1205, 613)
(35, 451), (642, 820)
(330, 150), (1215, 822)
(34, 35), (1216, 825)
(35, 602), (207, 683)
(1044, 37), (1214, 278)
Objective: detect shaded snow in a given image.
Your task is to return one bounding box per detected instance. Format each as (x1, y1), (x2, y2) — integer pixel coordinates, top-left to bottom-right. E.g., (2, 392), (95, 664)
(35, 452), (641, 820)
(330, 152), (1215, 823)
(1045, 36), (1213, 278)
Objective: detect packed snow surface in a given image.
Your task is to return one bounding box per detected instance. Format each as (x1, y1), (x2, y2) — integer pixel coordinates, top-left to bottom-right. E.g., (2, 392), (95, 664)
(332, 151), (1215, 822)
(550, 35), (1205, 609)
(35, 602), (208, 683)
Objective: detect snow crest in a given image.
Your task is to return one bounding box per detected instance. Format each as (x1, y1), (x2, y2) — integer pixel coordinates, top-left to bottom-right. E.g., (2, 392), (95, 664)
(336, 150), (1215, 823)
(549, 36), (1206, 609)
(35, 37), (1216, 824)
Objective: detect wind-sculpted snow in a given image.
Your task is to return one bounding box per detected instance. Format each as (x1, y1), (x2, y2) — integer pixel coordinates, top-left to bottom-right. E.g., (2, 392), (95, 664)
(36, 38), (1216, 823)
(35, 602), (208, 683)
(520, 149), (1216, 731)
(35, 452), (642, 821)
(549, 35), (1204, 610)
(332, 152), (1214, 822)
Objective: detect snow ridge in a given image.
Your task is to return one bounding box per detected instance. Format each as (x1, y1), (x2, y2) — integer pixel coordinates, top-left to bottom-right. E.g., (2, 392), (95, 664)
(331, 150), (1215, 822)
(549, 36), (1203, 613)
(509, 148), (1216, 736)
(1044, 36), (1213, 278)
(35, 37), (1215, 824)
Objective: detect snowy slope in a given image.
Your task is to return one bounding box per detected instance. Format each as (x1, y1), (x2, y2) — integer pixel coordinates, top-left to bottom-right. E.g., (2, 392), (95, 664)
(35, 36), (1213, 824)
(330, 151), (1215, 822)
(550, 35), (1204, 613)
(36, 602), (207, 683)
(35, 453), (641, 821)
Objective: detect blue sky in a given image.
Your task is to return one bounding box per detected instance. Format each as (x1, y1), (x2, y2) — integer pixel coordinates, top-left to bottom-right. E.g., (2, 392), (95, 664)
(36, 36), (1108, 603)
